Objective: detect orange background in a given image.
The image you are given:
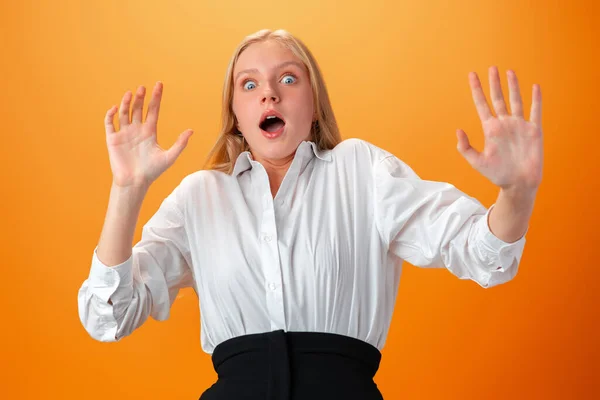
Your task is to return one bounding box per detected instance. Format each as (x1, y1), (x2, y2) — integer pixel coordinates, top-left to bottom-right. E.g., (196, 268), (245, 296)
(1, 0), (598, 398)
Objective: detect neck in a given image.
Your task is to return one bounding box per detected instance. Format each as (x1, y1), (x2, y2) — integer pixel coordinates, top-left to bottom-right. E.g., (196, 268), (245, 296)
(252, 152), (295, 198)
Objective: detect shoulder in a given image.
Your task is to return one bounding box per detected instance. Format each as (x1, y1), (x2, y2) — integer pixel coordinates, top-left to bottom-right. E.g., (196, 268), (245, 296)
(330, 138), (396, 167)
(182, 169), (231, 185)
(165, 169), (234, 215)
(331, 138), (419, 179)
(172, 169), (233, 197)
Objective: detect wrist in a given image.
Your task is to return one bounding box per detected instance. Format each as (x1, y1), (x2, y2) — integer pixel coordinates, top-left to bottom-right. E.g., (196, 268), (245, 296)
(111, 180), (150, 194)
(499, 185), (537, 204)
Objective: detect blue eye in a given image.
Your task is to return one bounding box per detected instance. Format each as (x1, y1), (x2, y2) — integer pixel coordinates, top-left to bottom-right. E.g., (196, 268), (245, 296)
(243, 80), (256, 90)
(281, 74), (296, 84)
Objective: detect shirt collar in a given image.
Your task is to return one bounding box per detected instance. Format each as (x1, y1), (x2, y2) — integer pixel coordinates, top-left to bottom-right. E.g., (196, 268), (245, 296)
(232, 140), (332, 177)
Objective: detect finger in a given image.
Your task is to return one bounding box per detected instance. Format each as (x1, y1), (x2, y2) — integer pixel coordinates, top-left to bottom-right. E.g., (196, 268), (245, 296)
(530, 84), (542, 127)
(456, 129), (481, 168)
(489, 66), (509, 117)
(118, 91), (133, 130)
(131, 86), (146, 124)
(507, 70), (524, 118)
(145, 81), (163, 129)
(165, 129), (193, 167)
(469, 72), (493, 122)
(104, 105), (118, 134)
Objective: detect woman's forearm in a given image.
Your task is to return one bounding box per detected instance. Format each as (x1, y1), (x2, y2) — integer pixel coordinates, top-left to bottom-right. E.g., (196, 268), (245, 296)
(96, 182), (149, 267)
(487, 187), (537, 243)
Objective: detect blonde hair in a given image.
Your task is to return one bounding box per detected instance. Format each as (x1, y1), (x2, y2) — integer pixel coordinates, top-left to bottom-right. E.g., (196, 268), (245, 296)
(203, 29), (342, 174)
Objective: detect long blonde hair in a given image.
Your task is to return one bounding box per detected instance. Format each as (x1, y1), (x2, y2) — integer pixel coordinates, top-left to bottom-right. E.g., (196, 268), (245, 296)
(203, 29), (342, 174)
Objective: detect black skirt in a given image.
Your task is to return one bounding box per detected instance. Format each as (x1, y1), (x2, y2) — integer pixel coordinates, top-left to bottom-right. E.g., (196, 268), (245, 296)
(199, 329), (384, 400)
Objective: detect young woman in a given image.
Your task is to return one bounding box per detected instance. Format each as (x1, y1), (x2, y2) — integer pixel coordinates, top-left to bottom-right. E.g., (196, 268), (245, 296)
(78, 29), (543, 399)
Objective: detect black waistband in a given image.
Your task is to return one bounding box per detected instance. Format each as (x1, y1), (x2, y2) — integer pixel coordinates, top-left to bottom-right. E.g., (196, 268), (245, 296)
(212, 329), (381, 378)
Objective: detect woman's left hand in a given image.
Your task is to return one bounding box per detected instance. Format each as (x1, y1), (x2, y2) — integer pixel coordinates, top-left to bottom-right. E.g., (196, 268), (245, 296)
(456, 66), (543, 193)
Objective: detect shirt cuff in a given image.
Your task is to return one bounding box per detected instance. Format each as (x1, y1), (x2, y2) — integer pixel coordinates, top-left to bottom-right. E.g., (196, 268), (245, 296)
(474, 204), (527, 272)
(87, 246), (134, 303)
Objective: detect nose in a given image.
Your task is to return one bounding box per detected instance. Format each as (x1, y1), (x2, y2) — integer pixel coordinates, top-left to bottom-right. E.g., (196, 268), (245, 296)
(261, 85), (280, 104)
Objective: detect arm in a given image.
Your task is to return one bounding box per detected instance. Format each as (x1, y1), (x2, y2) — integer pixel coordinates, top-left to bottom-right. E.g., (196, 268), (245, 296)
(374, 154), (525, 289)
(78, 180), (194, 342)
(80, 81), (195, 341)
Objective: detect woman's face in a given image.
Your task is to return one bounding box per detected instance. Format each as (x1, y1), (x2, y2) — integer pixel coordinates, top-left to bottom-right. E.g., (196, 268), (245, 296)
(232, 40), (315, 163)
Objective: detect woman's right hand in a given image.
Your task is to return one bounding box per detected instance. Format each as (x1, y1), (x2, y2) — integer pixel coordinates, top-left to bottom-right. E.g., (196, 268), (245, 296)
(104, 81), (193, 189)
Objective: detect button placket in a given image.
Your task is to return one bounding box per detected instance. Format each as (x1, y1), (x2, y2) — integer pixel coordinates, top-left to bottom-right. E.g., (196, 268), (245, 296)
(257, 168), (286, 330)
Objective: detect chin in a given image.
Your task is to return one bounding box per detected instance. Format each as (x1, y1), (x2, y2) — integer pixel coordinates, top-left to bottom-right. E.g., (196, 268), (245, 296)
(249, 125), (311, 160)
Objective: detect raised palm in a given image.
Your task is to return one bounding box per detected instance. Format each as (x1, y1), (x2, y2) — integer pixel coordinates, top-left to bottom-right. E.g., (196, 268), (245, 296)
(105, 82), (193, 188)
(457, 66), (543, 193)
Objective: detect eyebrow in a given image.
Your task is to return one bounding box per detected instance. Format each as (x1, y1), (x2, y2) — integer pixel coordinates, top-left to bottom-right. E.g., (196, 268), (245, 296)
(234, 61), (305, 83)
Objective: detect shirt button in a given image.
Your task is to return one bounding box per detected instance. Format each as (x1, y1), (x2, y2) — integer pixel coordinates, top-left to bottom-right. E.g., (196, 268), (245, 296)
(268, 283), (277, 291)
(264, 235), (272, 242)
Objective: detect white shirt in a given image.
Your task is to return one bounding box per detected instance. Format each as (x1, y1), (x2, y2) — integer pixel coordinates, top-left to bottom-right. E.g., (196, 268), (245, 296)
(77, 138), (527, 354)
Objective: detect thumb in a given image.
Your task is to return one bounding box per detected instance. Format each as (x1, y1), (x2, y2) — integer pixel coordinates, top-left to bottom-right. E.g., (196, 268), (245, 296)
(456, 129), (480, 169)
(165, 129), (193, 167)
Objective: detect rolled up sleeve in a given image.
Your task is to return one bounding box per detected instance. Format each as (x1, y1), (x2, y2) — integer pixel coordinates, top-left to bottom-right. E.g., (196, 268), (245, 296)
(77, 249), (134, 341)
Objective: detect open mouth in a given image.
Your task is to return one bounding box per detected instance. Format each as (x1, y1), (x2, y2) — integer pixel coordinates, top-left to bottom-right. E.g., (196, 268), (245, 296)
(259, 115), (286, 133)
